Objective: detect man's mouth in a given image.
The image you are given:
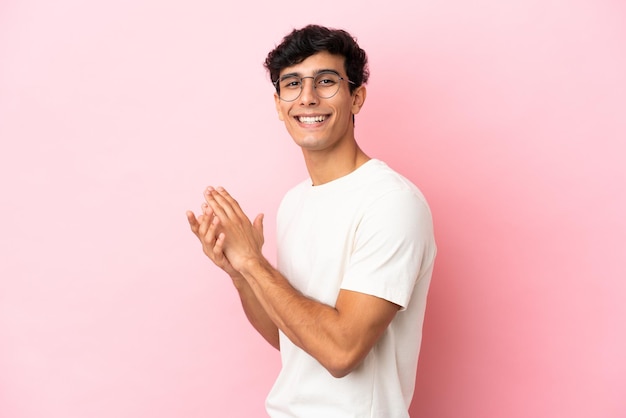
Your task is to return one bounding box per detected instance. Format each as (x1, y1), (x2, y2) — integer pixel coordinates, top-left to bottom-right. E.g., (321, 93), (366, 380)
(296, 115), (328, 124)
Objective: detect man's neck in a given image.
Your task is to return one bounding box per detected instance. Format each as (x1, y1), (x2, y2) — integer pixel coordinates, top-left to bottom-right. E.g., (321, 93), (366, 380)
(303, 146), (370, 186)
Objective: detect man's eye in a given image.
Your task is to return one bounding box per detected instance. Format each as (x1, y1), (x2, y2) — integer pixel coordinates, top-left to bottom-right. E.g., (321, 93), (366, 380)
(281, 79), (301, 89)
(316, 76), (338, 86)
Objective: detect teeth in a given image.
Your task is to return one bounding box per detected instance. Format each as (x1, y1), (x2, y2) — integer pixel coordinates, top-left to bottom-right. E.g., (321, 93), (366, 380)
(298, 115), (326, 124)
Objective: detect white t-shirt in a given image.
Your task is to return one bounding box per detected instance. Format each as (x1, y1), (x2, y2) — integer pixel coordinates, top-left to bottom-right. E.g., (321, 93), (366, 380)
(266, 159), (436, 418)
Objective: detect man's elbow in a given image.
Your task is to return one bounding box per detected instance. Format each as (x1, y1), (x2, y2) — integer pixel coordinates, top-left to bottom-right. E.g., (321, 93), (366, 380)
(325, 352), (364, 378)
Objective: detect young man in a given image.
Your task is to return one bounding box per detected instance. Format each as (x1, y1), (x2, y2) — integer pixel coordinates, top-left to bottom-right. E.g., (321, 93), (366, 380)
(187, 25), (436, 417)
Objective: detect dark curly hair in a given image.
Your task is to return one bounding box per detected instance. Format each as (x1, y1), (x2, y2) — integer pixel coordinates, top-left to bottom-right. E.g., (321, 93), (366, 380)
(264, 24), (369, 95)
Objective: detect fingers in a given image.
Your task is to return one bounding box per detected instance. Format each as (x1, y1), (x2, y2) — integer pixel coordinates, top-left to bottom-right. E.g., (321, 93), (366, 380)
(199, 210), (219, 242)
(253, 213), (264, 231)
(187, 201), (219, 244)
(205, 187), (245, 221)
(193, 185), (255, 239)
(186, 211), (199, 232)
(214, 231), (226, 256)
(189, 189), (240, 276)
(253, 213), (265, 246)
(187, 210), (207, 238)
(189, 186), (266, 276)
(204, 188), (231, 220)
(213, 187), (239, 209)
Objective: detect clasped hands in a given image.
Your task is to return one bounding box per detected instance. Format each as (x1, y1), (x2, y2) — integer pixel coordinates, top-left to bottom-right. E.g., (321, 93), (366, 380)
(187, 187), (265, 277)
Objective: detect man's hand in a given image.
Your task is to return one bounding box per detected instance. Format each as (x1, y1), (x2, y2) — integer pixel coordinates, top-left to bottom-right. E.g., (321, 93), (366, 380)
(187, 187), (264, 275)
(201, 187), (265, 271)
(187, 195), (239, 278)
(187, 203), (240, 278)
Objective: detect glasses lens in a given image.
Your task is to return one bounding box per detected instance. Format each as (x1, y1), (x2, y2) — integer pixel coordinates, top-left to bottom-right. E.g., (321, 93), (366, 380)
(314, 72), (341, 99)
(278, 76), (302, 102)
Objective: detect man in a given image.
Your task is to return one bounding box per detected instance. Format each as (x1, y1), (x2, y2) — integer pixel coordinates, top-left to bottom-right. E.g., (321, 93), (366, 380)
(187, 25), (436, 417)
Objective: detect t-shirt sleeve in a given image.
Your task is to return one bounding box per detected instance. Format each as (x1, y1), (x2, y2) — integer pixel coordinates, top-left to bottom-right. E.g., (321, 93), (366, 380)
(340, 189), (436, 309)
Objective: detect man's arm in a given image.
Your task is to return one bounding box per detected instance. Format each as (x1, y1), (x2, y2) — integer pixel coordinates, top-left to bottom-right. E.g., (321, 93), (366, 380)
(231, 274), (280, 349)
(205, 187), (400, 378)
(186, 207), (279, 349)
(240, 259), (399, 378)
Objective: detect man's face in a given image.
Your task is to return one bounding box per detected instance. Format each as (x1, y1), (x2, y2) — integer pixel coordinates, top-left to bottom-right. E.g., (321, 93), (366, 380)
(273, 51), (366, 153)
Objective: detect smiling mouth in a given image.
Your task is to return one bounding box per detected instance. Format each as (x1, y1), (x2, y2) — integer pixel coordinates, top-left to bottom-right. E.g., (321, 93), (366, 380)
(296, 115), (328, 124)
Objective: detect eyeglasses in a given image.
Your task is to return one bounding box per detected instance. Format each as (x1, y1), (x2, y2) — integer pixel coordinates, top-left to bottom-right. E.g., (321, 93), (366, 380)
(274, 70), (355, 102)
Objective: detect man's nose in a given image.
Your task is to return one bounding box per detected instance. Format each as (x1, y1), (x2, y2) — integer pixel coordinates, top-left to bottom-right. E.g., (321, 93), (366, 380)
(299, 77), (318, 105)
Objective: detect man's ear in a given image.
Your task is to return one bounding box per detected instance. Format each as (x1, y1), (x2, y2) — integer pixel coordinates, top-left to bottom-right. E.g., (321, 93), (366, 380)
(274, 93), (285, 121)
(351, 85), (367, 115)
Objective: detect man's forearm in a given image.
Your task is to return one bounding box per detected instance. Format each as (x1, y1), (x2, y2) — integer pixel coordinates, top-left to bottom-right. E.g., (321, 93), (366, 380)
(237, 257), (366, 378)
(231, 275), (280, 350)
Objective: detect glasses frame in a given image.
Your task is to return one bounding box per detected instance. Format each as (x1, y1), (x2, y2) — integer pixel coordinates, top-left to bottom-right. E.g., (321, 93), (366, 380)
(274, 70), (356, 102)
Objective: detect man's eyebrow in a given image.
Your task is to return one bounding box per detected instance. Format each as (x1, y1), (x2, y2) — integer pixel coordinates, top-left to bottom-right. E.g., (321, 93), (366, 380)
(279, 69), (341, 80)
(279, 72), (300, 80)
(314, 68), (341, 75)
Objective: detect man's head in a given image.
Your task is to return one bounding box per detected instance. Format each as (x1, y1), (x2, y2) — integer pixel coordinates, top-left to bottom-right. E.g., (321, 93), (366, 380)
(264, 25), (369, 155)
(264, 25), (369, 95)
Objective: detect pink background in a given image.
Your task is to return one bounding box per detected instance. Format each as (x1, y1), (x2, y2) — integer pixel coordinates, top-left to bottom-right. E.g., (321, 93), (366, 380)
(1, 0), (625, 417)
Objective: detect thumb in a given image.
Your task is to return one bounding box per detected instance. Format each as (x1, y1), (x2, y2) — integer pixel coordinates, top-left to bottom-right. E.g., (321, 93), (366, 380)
(253, 213), (265, 243)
